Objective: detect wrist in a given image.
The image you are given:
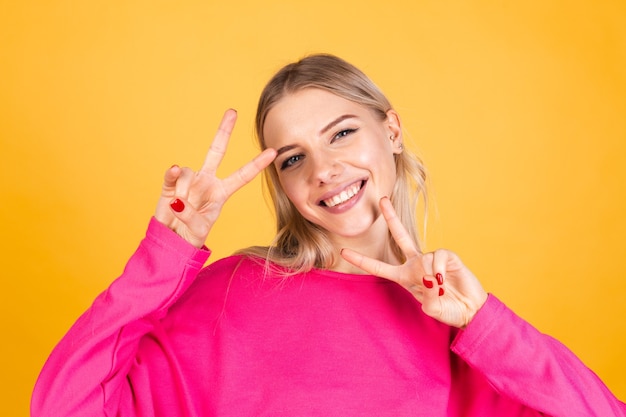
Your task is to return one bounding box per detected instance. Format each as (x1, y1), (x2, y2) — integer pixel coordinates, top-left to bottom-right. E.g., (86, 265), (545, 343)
(462, 290), (489, 329)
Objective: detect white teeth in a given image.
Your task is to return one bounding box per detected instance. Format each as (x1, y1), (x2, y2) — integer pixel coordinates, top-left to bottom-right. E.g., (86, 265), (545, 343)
(323, 182), (362, 207)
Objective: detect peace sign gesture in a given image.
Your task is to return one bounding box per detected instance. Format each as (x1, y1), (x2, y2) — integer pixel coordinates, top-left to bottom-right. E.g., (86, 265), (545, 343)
(154, 109), (277, 248)
(341, 197), (488, 328)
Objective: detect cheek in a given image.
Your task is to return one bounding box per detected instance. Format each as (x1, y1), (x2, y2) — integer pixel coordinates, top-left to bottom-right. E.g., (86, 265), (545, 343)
(355, 135), (394, 164)
(278, 177), (306, 206)
(374, 155), (399, 192)
(361, 146), (396, 174)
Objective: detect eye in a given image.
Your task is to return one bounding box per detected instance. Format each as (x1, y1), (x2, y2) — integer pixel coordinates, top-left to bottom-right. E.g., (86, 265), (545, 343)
(332, 128), (357, 142)
(280, 154), (304, 170)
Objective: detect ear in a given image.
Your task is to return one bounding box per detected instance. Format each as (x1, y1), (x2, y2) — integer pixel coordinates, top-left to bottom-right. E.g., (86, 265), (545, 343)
(385, 109), (403, 154)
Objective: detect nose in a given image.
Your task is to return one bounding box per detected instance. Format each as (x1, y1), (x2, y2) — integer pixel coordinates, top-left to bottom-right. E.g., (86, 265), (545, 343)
(309, 153), (343, 185)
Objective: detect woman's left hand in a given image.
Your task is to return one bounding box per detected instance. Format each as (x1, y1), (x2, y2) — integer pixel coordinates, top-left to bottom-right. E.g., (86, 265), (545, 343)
(341, 197), (488, 328)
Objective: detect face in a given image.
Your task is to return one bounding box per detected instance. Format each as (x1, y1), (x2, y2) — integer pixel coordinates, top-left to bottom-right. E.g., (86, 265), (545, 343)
(263, 88), (403, 245)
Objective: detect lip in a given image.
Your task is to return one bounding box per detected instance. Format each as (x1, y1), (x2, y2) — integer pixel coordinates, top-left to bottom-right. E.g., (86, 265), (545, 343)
(317, 179), (367, 213)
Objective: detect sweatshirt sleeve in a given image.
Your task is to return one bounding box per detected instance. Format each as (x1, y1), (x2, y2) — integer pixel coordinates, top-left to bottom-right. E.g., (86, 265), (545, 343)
(31, 218), (211, 417)
(451, 294), (626, 417)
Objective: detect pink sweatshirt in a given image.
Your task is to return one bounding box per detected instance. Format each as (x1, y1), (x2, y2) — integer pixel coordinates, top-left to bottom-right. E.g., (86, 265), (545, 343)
(32, 218), (626, 416)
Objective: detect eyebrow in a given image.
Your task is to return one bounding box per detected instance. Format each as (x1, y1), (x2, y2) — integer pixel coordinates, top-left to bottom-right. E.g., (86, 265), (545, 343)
(320, 114), (357, 135)
(275, 114), (358, 157)
(276, 144), (297, 157)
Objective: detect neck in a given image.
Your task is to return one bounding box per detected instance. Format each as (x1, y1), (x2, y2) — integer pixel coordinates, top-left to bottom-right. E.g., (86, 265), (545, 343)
(327, 219), (402, 275)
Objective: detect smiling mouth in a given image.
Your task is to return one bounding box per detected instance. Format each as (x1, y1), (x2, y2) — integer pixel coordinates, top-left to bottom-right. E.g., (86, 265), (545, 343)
(320, 180), (365, 207)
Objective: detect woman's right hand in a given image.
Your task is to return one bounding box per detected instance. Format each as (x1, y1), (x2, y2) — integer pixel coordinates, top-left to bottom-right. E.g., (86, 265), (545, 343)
(154, 109), (277, 248)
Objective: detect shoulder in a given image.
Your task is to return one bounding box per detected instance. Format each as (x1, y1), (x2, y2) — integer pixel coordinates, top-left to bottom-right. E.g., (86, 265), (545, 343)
(198, 254), (270, 281)
(191, 254), (262, 286)
(175, 254), (269, 301)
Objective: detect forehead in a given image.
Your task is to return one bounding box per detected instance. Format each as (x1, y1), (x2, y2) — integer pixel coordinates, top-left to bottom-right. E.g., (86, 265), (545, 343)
(262, 88), (373, 144)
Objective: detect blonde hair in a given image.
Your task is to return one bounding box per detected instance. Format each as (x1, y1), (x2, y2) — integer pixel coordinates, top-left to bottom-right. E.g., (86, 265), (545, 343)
(239, 54), (427, 273)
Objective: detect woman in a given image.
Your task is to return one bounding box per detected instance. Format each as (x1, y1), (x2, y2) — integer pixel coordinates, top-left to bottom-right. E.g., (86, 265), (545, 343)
(32, 54), (625, 416)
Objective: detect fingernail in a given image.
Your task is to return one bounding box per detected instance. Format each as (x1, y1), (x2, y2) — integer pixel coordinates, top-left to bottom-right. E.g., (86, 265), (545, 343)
(439, 287), (445, 297)
(170, 164), (179, 169)
(423, 277), (434, 289)
(170, 199), (185, 213)
(436, 273), (443, 285)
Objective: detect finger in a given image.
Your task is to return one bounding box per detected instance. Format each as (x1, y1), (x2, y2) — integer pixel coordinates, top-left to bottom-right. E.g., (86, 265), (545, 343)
(421, 273), (444, 316)
(155, 165), (183, 223)
(340, 248), (398, 281)
(379, 197), (421, 259)
(171, 167), (197, 201)
(162, 165), (182, 195)
(168, 197), (210, 248)
(421, 252), (434, 277)
(221, 148), (277, 197)
(432, 249), (451, 286)
(416, 250), (436, 294)
(200, 109), (238, 175)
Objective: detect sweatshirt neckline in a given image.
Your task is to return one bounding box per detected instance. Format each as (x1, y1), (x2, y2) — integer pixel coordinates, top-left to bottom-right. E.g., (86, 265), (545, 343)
(307, 267), (392, 283)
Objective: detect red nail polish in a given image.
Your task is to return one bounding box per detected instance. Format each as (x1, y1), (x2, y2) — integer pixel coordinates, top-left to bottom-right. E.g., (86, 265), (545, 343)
(423, 277), (434, 289)
(439, 287), (445, 296)
(170, 199), (185, 212)
(436, 273), (443, 285)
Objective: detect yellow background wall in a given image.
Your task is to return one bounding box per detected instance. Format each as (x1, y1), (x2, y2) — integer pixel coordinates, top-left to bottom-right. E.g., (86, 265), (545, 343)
(1, 1), (625, 414)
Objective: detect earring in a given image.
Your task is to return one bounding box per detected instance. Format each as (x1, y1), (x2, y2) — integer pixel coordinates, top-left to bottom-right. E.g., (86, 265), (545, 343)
(390, 135), (403, 150)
